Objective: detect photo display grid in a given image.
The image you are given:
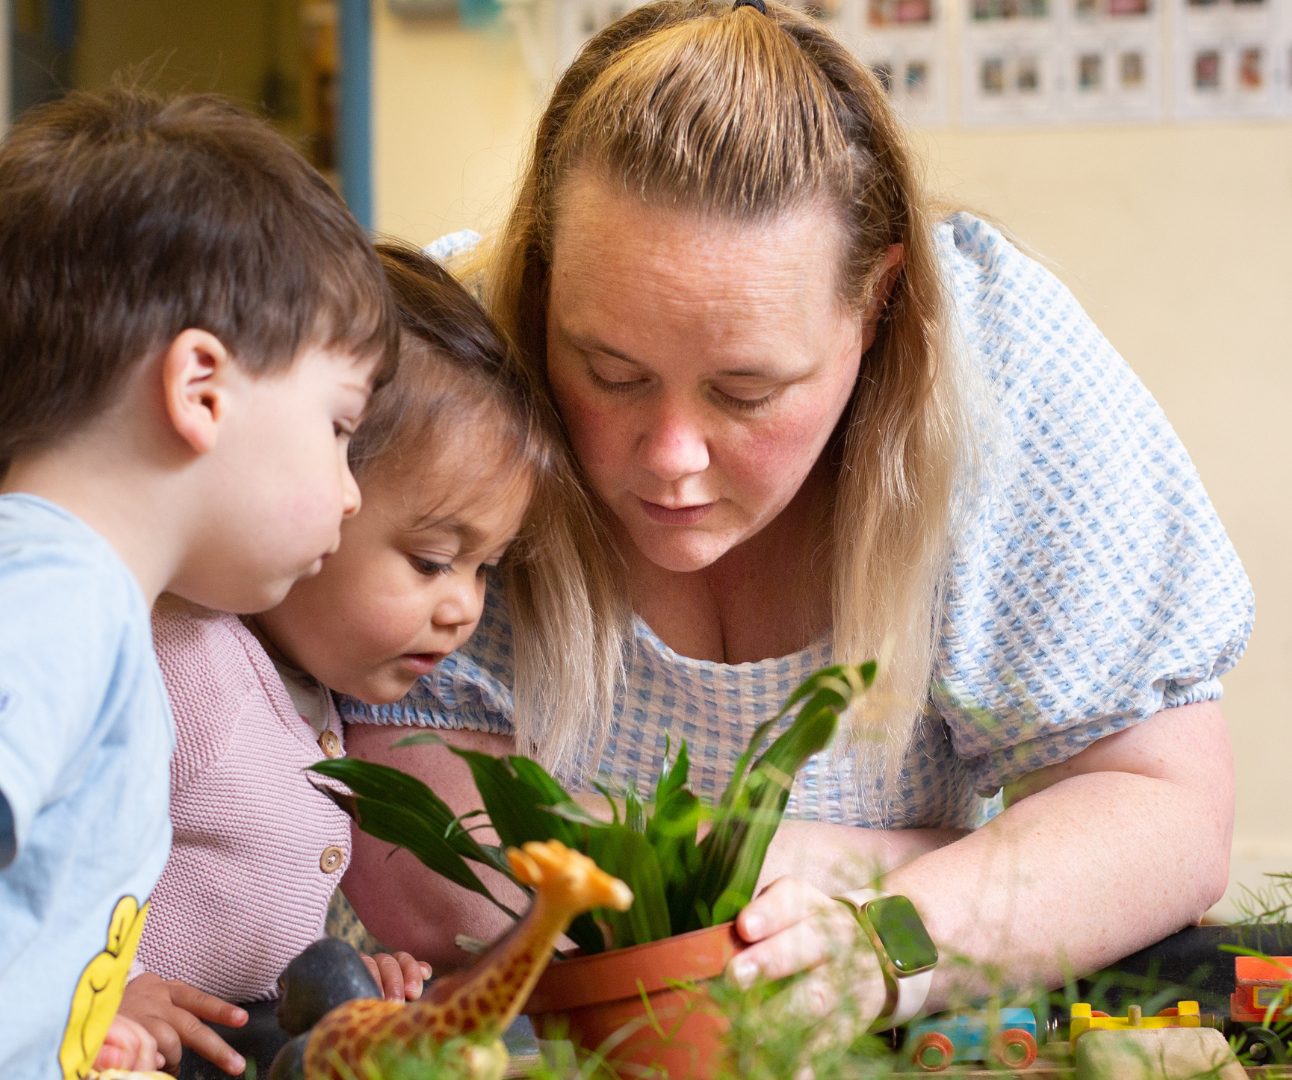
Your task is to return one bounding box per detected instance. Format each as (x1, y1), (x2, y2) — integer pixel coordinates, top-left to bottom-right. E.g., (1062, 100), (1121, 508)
(514, 0), (1292, 124)
(828, 0), (952, 124)
(1172, 0), (1292, 117)
(1060, 0), (1164, 119)
(960, 0), (1165, 122)
(960, 0), (1063, 123)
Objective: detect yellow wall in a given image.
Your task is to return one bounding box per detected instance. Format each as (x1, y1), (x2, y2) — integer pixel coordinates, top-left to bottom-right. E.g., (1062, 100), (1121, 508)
(372, 9), (1292, 915)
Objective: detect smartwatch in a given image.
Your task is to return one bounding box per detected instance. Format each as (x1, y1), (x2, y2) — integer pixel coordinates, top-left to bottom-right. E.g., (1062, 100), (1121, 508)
(834, 890), (938, 1030)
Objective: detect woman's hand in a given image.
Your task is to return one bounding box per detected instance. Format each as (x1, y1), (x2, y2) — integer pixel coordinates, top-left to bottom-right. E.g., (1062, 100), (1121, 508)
(117, 973), (247, 1075)
(361, 952), (432, 1001)
(93, 1014), (164, 1073)
(727, 876), (888, 1030)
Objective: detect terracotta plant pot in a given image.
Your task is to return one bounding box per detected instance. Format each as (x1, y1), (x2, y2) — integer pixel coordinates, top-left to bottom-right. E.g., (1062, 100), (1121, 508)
(523, 922), (748, 1079)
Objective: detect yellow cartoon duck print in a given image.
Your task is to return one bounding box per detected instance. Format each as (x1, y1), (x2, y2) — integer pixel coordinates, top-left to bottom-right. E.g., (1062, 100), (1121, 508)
(58, 895), (151, 1080)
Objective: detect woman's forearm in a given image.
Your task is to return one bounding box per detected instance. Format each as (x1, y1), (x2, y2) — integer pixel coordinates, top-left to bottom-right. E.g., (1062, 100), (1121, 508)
(732, 701), (1234, 1018)
(874, 701), (1234, 1007)
(760, 820), (968, 897)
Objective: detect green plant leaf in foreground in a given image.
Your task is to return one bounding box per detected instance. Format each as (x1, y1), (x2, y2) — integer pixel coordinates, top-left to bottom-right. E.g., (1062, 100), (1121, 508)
(326, 662), (875, 957)
(586, 824), (672, 947)
(308, 758), (519, 919)
(687, 662), (877, 930)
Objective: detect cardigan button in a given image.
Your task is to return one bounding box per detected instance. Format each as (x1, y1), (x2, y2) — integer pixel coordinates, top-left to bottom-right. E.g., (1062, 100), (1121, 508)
(320, 846), (345, 874)
(319, 730), (343, 758)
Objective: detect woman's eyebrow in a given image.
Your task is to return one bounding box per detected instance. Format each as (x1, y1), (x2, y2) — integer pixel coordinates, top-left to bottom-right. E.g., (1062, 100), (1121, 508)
(562, 327), (642, 365)
(567, 327), (796, 380)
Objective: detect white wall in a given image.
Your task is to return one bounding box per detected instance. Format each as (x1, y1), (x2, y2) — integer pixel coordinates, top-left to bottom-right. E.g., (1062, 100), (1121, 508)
(371, 11), (1292, 919)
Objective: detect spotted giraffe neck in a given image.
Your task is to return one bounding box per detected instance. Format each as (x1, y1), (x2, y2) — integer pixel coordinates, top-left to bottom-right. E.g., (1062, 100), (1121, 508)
(302, 841), (633, 1080)
(418, 888), (571, 1036)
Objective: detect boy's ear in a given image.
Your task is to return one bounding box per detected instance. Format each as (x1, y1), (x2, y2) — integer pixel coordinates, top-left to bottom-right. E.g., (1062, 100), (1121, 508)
(161, 329), (232, 455)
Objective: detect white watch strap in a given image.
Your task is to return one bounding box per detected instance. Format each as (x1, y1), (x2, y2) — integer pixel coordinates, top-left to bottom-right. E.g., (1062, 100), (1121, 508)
(837, 889), (934, 1031)
(882, 965), (933, 1029)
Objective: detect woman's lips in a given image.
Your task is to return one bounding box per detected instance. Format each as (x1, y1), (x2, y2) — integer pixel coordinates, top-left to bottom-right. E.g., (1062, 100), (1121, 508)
(639, 498), (716, 526)
(400, 653), (446, 676)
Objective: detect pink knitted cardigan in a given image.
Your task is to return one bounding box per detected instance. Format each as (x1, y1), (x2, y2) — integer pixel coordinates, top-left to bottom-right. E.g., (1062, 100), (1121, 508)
(135, 602), (353, 1002)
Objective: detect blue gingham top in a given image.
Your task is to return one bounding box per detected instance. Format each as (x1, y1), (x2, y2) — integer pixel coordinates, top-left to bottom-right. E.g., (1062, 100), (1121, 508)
(342, 215), (1254, 829)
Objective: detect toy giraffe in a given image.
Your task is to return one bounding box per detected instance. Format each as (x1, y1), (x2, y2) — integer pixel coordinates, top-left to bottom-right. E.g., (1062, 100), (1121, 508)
(302, 839), (633, 1080)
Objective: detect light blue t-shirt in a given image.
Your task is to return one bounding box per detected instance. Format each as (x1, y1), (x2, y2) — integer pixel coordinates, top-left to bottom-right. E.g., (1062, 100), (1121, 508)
(0, 495), (174, 1080)
(346, 215), (1254, 830)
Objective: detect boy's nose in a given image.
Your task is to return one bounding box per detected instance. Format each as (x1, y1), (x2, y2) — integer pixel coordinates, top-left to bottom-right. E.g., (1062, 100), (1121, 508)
(341, 466), (362, 519)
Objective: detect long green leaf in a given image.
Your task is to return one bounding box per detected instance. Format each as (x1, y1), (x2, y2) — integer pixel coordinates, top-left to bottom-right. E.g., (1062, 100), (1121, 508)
(686, 663), (875, 929)
(390, 733), (606, 954)
(586, 825), (672, 948)
(310, 758), (498, 868)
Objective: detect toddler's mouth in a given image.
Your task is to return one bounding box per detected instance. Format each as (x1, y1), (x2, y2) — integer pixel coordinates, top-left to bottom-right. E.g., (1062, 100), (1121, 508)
(401, 652), (446, 676)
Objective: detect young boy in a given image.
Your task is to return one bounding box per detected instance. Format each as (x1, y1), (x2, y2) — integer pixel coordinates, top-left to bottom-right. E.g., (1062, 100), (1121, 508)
(0, 88), (396, 1079)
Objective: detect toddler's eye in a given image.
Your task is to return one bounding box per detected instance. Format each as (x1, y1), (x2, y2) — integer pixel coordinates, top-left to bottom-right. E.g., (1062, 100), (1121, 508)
(411, 557), (452, 577)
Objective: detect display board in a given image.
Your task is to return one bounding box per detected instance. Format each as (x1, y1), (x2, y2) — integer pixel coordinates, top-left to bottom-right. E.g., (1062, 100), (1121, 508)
(1173, 0), (1290, 117)
(831, 0), (952, 124)
(502, 0), (1292, 123)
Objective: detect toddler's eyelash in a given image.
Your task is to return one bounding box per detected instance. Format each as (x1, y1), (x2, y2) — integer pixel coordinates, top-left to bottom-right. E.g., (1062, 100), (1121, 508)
(412, 557), (453, 577)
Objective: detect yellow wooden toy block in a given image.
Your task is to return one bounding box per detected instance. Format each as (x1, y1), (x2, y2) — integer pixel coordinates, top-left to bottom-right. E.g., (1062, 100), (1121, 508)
(1070, 1001), (1203, 1041)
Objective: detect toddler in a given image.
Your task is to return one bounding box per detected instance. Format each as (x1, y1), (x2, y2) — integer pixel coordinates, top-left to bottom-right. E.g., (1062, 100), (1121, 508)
(120, 243), (551, 1076)
(0, 89), (395, 1079)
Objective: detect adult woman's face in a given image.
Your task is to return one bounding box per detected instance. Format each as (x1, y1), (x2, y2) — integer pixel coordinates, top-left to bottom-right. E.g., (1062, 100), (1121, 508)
(547, 173), (869, 574)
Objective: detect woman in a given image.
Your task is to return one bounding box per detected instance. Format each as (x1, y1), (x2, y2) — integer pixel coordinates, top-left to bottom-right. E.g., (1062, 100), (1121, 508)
(342, 0), (1251, 1022)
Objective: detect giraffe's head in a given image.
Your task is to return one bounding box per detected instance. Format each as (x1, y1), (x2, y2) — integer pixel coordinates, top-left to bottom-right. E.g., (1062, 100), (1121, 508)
(507, 840), (634, 915)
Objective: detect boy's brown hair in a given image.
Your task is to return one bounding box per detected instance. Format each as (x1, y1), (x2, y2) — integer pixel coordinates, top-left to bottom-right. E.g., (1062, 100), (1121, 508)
(0, 87), (398, 474)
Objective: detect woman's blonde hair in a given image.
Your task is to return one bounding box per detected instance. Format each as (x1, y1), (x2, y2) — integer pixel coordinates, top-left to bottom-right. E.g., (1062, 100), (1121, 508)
(491, 0), (981, 779)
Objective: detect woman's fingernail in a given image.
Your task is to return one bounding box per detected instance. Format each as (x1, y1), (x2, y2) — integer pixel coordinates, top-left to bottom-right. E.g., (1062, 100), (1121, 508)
(730, 957), (758, 989)
(230, 1054), (246, 1073)
(743, 914), (765, 938)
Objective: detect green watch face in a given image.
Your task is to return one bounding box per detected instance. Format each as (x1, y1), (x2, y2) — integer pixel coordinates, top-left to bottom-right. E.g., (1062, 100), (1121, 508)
(866, 895), (938, 974)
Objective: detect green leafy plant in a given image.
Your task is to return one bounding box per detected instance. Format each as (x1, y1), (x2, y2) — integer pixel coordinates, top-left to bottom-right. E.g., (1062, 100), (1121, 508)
(311, 663), (875, 954)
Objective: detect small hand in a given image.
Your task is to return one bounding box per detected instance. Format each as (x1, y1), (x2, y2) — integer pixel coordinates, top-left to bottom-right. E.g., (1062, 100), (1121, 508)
(118, 972), (248, 1075)
(362, 952), (433, 1001)
(94, 1014), (164, 1072)
(726, 876), (886, 1026)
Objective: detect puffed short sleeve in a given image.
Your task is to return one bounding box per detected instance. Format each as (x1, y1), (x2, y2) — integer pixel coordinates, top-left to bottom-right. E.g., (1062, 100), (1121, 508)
(932, 215), (1254, 795)
(339, 587), (517, 735)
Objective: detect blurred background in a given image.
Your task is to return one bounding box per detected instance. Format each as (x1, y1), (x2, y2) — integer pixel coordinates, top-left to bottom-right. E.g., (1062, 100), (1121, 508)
(3, 0), (1288, 920)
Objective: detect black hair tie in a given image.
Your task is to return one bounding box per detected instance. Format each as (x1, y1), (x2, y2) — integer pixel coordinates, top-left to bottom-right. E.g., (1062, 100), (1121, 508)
(733, 0), (768, 13)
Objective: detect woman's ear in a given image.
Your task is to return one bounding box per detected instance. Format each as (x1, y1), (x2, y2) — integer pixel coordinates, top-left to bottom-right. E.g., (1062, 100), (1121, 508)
(160, 329), (232, 455)
(860, 243), (906, 355)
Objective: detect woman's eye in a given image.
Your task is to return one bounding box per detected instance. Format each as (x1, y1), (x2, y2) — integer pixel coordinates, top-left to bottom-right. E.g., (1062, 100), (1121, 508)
(713, 388), (778, 413)
(334, 421), (355, 440)
(588, 364), (646, 394)
(412, 557), (453, 577)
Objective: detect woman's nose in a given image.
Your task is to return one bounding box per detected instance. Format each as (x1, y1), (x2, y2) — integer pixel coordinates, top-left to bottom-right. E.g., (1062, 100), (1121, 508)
(637, 400), (710, 482)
